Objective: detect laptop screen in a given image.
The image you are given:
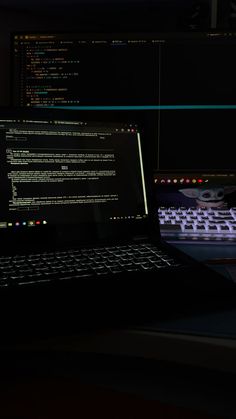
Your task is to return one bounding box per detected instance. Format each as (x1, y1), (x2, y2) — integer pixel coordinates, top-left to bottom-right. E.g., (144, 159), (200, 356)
(0, 109), (154, 250)
(154, 171), (236, 241)
(154, 172), (236, 210)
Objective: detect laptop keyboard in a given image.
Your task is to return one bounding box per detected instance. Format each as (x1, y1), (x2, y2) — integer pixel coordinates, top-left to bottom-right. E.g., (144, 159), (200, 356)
(158, 207), (236, 241)
(0, 243), (182, 288)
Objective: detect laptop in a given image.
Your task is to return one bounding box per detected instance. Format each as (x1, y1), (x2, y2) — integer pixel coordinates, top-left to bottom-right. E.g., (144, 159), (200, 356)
(0, 108), (233, 339)
(154, 171), (236, 243)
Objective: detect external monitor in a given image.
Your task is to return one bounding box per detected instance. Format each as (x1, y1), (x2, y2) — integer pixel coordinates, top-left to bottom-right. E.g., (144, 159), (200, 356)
(11, 31), (236, 172)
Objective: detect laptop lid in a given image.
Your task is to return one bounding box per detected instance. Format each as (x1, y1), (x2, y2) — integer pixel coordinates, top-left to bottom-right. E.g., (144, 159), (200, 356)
(0, 107), (158, 252)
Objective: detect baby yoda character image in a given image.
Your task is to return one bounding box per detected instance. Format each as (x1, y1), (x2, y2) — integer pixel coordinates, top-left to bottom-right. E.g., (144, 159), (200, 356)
(179, 186), (236, 209)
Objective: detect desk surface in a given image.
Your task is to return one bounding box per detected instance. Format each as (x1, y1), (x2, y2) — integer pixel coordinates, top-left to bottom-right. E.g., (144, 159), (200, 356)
(0, 350), (230, 419)
(1, 241), (236, 418)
